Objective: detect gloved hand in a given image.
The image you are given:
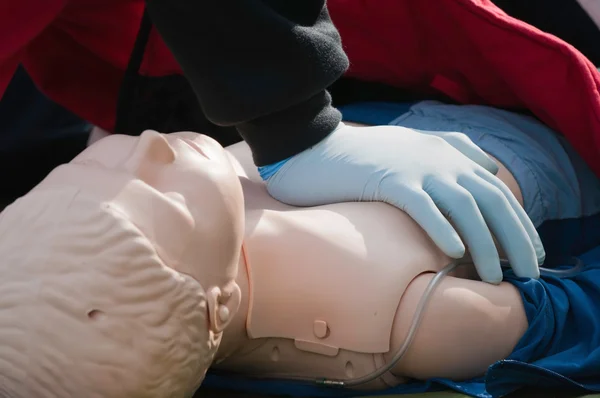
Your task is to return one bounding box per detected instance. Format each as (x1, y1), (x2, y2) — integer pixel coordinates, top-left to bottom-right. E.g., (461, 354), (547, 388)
(261, 123), (545, 284)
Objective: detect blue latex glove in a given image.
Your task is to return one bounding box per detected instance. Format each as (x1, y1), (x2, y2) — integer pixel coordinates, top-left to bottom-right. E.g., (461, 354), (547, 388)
(260, 123), (545, 284)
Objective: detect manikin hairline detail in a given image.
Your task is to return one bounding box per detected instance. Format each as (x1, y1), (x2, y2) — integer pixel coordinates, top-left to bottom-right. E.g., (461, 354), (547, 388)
(0, 185), (216, 397)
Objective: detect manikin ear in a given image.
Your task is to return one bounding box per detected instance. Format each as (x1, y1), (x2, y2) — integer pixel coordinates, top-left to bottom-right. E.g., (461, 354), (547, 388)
(122, 130), (175, 178)
(207, 283), (242, 334)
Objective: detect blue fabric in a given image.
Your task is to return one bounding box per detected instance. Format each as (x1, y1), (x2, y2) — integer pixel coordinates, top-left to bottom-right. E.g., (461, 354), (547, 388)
(203, 246), (600, 397)
(389, 101), (600, 228)
(339, 102), (415, 126)
(438, 244), (600, 398)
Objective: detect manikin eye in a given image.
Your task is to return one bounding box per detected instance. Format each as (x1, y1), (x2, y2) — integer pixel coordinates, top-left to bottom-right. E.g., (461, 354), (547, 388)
(181, 138), (210, 159)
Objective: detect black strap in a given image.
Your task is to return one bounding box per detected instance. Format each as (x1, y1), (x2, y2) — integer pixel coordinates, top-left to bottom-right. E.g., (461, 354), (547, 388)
(114, 7), (153, 134)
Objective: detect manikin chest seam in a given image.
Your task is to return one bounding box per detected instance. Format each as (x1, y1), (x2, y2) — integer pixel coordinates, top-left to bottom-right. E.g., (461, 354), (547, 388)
(243, 239), (410, 355)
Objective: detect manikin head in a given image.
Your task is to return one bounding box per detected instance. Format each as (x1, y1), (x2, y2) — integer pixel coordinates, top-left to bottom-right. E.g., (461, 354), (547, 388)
(0, 131), (245, 397)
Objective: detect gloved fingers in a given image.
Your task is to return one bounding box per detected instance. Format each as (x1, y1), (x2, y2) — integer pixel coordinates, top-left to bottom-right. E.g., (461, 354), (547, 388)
(459, 174), (540, 280)
(440, 132), (499, 175)
(475, 169), (545, 265)
(392, 187), (466, 258)
(424, 178), (502, 284)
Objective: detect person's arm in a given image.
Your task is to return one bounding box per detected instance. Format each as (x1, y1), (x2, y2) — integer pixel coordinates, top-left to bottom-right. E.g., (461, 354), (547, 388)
(0, 1), (65, 97)
(146, 0), (543, 283)
(145, 0), (348, 166)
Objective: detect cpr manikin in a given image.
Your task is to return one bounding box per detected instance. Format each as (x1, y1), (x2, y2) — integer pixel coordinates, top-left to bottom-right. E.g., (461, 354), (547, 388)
(0, 131), (529, 397)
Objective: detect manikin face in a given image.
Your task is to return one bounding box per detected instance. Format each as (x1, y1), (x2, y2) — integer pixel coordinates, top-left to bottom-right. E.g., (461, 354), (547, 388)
(0, 131), (244, 397)
(48, 130), (245, 316)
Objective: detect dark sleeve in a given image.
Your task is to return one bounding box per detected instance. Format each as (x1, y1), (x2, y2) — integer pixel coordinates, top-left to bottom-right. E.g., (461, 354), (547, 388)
(145, 0), (349, 166)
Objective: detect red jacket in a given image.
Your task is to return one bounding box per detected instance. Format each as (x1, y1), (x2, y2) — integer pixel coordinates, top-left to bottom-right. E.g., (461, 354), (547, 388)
(329, 0), (600, 177)
(0, 0), (179, 132)
(2, 0), (600, 176)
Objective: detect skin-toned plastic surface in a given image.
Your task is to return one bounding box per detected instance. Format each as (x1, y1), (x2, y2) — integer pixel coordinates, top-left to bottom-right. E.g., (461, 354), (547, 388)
(215, 139), (526, 387)
(0, 131), (244, 397)
(578, 0), (600, 29)
(0, 129), (527, 396)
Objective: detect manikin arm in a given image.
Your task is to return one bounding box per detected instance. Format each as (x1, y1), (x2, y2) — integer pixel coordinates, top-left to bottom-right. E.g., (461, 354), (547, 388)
(387, 267), (527, 380)
(225, 134), (528, 382)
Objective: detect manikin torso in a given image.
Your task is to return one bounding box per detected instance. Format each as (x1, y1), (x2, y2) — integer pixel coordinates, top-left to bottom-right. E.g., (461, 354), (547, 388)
(212, 141), (498, 388)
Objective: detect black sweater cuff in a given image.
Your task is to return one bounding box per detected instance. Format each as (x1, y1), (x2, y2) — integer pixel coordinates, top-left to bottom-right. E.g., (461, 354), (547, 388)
(145, 0), (348, 165)
(238, 90), (341, 166)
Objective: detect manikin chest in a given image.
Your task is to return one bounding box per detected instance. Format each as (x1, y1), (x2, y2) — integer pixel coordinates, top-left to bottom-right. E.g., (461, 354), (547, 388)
(215, 201), (448, 384)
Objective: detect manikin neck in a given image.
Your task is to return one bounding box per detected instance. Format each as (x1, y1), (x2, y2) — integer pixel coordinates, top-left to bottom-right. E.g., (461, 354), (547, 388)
(214, 243), (252, 363)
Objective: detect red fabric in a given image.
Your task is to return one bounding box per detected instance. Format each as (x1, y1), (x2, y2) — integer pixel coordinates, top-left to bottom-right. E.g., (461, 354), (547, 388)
(329, 0), (600, 177)
(1, 0), (599, 176)
(0, 0), (181, 131)
(0, 1), (66, 95)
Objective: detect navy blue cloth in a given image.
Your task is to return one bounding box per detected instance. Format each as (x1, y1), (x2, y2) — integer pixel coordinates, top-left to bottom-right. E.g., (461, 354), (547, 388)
(339, 102), (415, 126)
(481, 245), (600, 397)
